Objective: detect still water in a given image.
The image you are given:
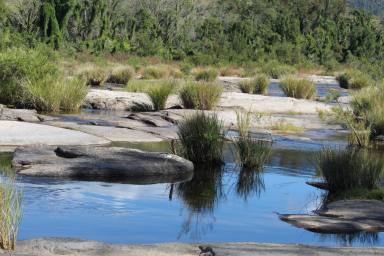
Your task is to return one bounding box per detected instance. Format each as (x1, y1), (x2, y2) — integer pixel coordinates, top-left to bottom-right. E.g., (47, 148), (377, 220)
(1, 133), (380, 247)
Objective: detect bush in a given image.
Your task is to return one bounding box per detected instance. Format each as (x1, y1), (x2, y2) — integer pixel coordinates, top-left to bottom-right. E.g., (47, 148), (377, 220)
(238, 80), (253, 94)
(179, 81), (222, 110)
(178, 112), (224, 164)
(0, 48), (88, 113)
(147, 81), (175, 111)
(280, 77), (316, 99)
(193, 68), (218, 82)
(142, 66), (168, 79)
(107, 66), (135, 85)
(261, 61), (296, 79)
(0, 47), (58, 107)
(317, 148), (383, 196)
(83, 66), (108, 86)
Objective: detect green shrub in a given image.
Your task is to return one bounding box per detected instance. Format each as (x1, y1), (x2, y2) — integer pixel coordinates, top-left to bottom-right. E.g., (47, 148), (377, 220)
(142, 66), (168, 79)
(280, 77), (316, 99)
(0, 47), (58, 107)
(107, 66), (135, 85)
(317, 148), (383, 196)
(193, 68), (218, 82)
(178, 112), (224, 164)
(83, 66), (108, 86)
(147, 81), (175, 111)
(179, 81), (222, 110)
(261, 61), (296, 79)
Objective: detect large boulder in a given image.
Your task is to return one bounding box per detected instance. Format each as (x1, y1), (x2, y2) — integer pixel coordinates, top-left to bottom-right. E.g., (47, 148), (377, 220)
(12, 145), (194, 184)
(279, 200), (384, 233)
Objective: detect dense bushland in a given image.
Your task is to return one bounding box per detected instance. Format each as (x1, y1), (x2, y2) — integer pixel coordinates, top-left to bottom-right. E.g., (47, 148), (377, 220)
(0, 0), (383, 79)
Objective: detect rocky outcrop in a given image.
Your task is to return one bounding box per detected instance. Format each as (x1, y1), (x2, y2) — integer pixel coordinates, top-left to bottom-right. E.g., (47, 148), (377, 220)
(12, 145), (194, 184)
(0, 107), (50, 122)
(0, 121), (109, 146)
(280, 200), (384, 233)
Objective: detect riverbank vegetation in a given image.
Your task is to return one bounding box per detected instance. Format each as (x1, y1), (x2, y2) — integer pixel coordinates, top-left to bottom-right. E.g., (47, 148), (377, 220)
(179, 81), (222, 110)
(280, 77), (316, 99)
(317, 147), (384, 200)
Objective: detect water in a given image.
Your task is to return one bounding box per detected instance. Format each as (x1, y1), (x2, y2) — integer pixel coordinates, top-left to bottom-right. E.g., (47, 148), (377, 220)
(268, 82), (349, 98)
(1, 134), (382, 247)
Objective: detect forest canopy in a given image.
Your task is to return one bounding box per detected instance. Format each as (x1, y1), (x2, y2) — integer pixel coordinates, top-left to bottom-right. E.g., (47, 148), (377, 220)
(0, 0), (383, 76)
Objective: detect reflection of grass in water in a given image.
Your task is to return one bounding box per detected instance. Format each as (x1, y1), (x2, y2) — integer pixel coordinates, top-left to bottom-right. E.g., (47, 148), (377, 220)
(236, 167), (265, 201)
(317, 232), (379, 247)
(0, 153), (12, 173)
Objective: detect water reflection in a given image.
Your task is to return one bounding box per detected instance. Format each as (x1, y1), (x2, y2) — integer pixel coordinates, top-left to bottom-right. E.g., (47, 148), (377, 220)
(236, 167), (265, 201)
(317, 232), (380, 247)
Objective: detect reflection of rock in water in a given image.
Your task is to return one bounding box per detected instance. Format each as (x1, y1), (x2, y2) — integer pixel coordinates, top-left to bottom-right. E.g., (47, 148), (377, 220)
(317, 232), (379, 247)
(236, 167), (265, 201)
(175, 165), (224, 239)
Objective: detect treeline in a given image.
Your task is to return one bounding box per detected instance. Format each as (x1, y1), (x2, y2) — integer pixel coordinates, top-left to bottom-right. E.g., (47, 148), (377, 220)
(0, 0), (383, 71)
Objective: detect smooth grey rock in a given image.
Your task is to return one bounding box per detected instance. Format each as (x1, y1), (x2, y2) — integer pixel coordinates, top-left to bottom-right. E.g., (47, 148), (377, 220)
(0, 108), (44, 122)
(12, 145), (194, 184)
(126, 112), (173, 127)
(4, 238), (384, 256)
(280, 200), (384, 233)
(0, 121), (109, 146)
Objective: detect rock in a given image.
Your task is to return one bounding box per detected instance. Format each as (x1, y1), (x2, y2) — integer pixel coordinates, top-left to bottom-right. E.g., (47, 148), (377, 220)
(280, 200), (384, 233)
(0, 121), (109, 146)
(126, 112), (173, 127)
(0, 108), (45, 122)
(46, 121), (164, 143)
(83, 89), (180, 111)
(218, 92), (333, 114)
(6, 238), (384, 256)
(12, 145), (194, 184)
(306, 181), (328, 190)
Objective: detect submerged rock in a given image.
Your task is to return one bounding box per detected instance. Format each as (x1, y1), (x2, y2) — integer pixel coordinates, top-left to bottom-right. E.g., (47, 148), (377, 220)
(12, 145), (194, 184)
(280, 200), (384, 233)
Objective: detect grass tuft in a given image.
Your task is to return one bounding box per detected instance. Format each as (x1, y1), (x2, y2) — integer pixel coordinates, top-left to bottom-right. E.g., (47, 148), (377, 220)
(147, 80), (175, 111)
(178, 112), (224, 164)
(142, 66), (169, 79)
(179, 81), (222, 110)
(193, 68), (218, 82)
(107, 66), (135, 85)
(82, 66), (108, 86)
(280, 77), (316, 99)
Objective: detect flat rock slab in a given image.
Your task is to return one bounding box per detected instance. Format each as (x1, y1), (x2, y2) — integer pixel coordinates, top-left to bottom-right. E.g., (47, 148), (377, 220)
(219, 92), (333, 114)
(84, 89), (180, 111)
(12, 145), (193, 184)
(0, 121), (109, 146)
(5, 238), (384, 256)
(280, 200), (384, 233)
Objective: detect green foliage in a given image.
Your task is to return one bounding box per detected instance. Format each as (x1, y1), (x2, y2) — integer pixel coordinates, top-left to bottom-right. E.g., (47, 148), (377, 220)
(253, 74), (269, 94)
(280, 77), (316, 99)
(317, 148), (383, 196)
(107, 66), (135, 85)
(146, 80), (175, 111)
(193, 68), (218, 82)
(336, 73), (351, 89)
(337, 69), (372, 89)
(126, 80), (154, 92)
(238, 80), (253, 94)
(179, 81), (222, 110)
(261, 61), (297, 79)
(178, 112), (224, 164)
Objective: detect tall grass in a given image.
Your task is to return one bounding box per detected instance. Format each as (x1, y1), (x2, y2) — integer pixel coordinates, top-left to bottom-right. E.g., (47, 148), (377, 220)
(82, 66), (108, 86)
(0, 174), (22, 251)
(220, 66), (245, 77)
(178, 112), (224, 164)
(193, 68), (218, 82)
(142, 66), (168, 79)
(317, 148), (383, 196)
(234, 111), (271, 169)
(147, 81), (175, 111)
(280, 77), (316, 99)
(337, 69), (372, 90)
(261, 61), (296, 79)
(239, 75), (269, 94)
(107, 66), (135, 85)
(126, 80), (154, 92)
(179, 81), (222, 110)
